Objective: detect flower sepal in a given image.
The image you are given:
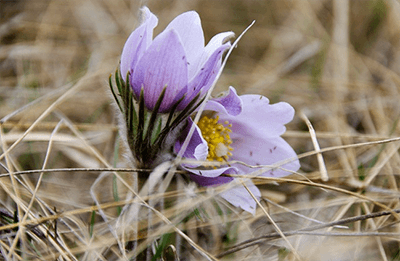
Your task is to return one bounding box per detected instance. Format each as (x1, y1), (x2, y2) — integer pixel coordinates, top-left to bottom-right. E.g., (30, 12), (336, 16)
(110, 68), (205, 168)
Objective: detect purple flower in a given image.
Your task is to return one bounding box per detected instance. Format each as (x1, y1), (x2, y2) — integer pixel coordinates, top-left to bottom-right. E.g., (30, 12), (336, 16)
(175, 87), (300, 214)
(120, 7), (234, 113)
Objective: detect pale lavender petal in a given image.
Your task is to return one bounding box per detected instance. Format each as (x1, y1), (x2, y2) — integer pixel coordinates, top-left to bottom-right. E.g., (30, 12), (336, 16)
(120, 7), (158, 81)
(120, 27), (145, 81)
(178, 43), (230, 110)
(174, 119), (207, 162)
(219, 95), (295, 138)
(220, 181), (260, 215)
(231, 134), (300, 177)
(165, 11), (204, 79)
(132, 29), (188, 112)
(204, 86), (242, 116)
(185, 166), (237, 178)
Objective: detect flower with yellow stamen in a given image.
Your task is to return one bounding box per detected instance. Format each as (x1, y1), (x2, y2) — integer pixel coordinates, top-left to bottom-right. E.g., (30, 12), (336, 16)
(175, 86), (300, 214)
(197, 115), (233, 162)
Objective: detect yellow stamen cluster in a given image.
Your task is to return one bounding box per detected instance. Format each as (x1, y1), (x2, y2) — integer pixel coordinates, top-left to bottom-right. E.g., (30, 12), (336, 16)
(197, 115), (233, 162)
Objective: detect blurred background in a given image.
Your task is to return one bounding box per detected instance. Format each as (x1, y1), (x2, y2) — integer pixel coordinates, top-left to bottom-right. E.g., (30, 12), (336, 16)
(1, 0), (400, 260)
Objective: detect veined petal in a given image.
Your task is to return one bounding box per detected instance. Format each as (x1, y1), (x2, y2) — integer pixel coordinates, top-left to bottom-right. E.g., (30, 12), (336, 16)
(220, 181), (260, 215)
(120, 7), (158, 81)
(165, 11), (204, 79)
(220, 95), (295, 138)
(231, 134), (300, 177)
(204, 86), (242, 116)
(132, 29), (188, 112)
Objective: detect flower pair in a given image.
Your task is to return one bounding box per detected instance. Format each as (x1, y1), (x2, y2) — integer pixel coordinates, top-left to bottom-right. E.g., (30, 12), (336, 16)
(111, 7), (234, 168)
(112, 7), (300, 214)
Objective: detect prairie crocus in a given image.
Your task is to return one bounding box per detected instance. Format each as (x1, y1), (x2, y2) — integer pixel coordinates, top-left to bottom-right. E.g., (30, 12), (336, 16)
(175, 87), (300, 214)
(120, 7), (234, 113)
(110, 7), (234, 168)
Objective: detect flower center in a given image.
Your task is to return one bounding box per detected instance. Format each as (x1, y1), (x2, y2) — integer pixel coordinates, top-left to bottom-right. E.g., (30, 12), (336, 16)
(197, 115), (233, 162)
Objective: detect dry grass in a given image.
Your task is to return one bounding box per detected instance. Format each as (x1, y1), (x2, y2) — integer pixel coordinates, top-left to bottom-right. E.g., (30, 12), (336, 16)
(1, 0), (400, 260)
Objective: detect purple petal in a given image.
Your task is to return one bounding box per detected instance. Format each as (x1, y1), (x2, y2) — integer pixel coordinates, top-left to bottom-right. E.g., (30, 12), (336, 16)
(231, 134), (300, 177)
(132, 29), (188, 112)
(204, 86), (242, 116)
(178, 43), (230, 110)
(220, 181), (260, 215)
(164, 11), (204, 79)
(190, 31), (235, 77)
(220, 95), (295, 138)
(174, 119), (208, 162)
(188, 43), (227, 88)
(120, 7), (158, 81)
(204, 31), (235, 57)
(189, 174), (233, 186)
